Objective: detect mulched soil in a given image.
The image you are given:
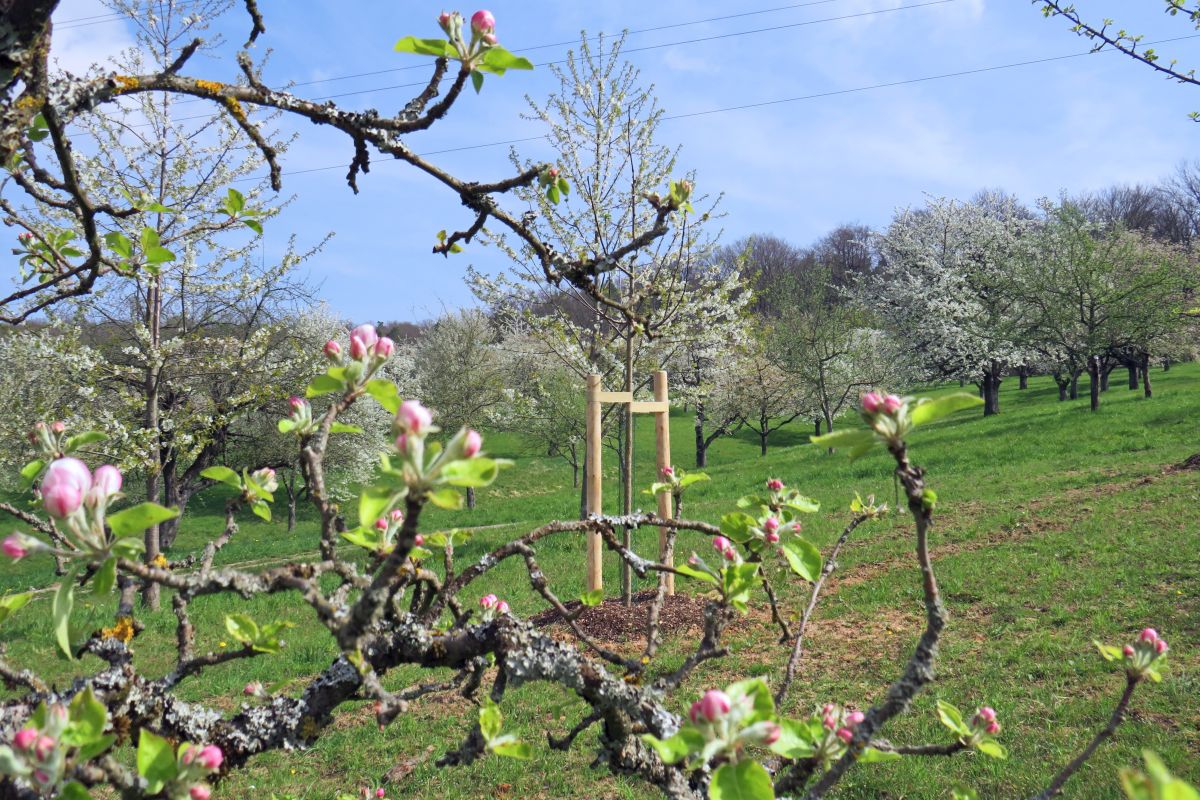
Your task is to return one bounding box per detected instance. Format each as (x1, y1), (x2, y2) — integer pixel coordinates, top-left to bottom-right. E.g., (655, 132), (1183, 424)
(529, 589), (713, 643)
(1169, 452), (1200, 472)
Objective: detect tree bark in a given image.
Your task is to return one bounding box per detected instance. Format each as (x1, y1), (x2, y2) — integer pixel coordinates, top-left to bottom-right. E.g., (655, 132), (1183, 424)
(814, 418), (822, 437)
(1141, 355), (1153, 398)
(694, 408), (708, 468)
(1163, 359), (1171, 372)
(1069, 370), (1080, 400)
(1128, 364), (1139, 390)
(982, 367), (1001, 416)
(143, 273), (162, 610)
(1088, 356), (1100, 412)
(466, 486), (476, 510)
(1018, 366), (1028, 390)
(760, 432), (768, 456)
(1100, 367), (1110, 392)
(621, 337), (634, 606)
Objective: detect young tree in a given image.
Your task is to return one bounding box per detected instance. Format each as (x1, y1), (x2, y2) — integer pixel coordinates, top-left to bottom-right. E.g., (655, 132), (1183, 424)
(720, 325), (810, 456)
(469, 32), (740, 601)
(871, 194), (1032, 415)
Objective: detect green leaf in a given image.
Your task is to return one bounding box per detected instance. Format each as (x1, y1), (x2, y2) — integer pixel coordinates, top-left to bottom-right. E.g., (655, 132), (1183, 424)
(359, 485), (400, 529)
(19, 459), (44, 488)
(225, 613), (260, 645)
(65, 687), (107, 744)
(330, 422), (362, 434)
(0, 592), (32, 626)
(479, 698), (503, 741)
(471, 70), (484, 93)
(909, 393), (984, 427)
(364, 379), (401, 414)
(546, 183), (560, 205)
(679, 473), (710, 488)
(394, 36), (458, 57)
(75, 734), (116, 762)
(975, 739), (1008, 759)
(810, 427), (877, 458)
(1094, 641), (1124, 662)
(341, 526), (384, 551)
(58, 783), (93, 800)
(64, 431), (107, 451)
(427, 487), (464, 510)
(709, 759), (774, 800)
(936, 699), (970, 736)
(719, 512), (757, 543)
(201, 466), (242, 490)
(136, 729), (177, 793)
(111, 537), (145, 559)
(223, 187), (245, 215)
(440, 457), (507, 488)
(778, 539), (822, 582)
(642, 728), (704, 765)
(490, 737), (531, 760)
(726, 679), (775, 721)
(580, 589), (604, 607)
(105, 232), (133, 259)
(243, 218), (264, 235)
(107, 503), (179, 537)
(859, 746), (902, 763)
(674, 563), (718, 586)
(784, 494), (820, 513)
(479, 46), (534, 73)
(769, 718), (818, 760)
(251, 500), (271, 522)
(93, 557), (117, 595)
(53, 570), (76, 660)
(306, 373), (344, 398)
(277, 418), (297, 433)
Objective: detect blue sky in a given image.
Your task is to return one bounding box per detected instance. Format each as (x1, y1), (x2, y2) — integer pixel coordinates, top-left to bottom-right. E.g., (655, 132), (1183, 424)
(29, 0), (1200, 323)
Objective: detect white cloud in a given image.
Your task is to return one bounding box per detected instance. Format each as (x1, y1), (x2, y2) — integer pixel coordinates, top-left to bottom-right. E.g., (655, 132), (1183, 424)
(50, 0), (136, 76)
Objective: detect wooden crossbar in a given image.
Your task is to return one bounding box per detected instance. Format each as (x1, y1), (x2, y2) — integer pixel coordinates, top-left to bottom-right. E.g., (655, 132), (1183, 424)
(584, 372), (674, 596)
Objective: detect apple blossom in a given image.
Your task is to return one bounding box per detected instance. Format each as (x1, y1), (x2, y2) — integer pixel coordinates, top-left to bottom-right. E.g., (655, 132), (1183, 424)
(496, 600), (510, 614)
(766, 478), (784, 491)
(198, 745), (223, 770)
(350, 324), (379, 349)
(41, 457), (92, 518)
(463, 429), (482, 458)
(50, 421), (65, 434)
(470, 9), (495, 35)
(190, 786), (211, 800)
(697, 689), (731, 722)
(660, 465), (674, 478)
(2, 535), (27, 561)
(397, 399), (433, 434)
(861, 392), (883, 414)
(389, 509), (404, 523)
(34, 736), (55, 761)
(93, 464), (123, 497)
(763, 516), (780, 534)
(324, 340), (342, 360)
(413, 534), (424, 546)
(375, 518), (389, 531)
(12, 728), (36, 751)
(480, 594), (498, 609)
(350, 336), (368, 360)
(883, 394), (903, 415)
(375, 337), (395, 359)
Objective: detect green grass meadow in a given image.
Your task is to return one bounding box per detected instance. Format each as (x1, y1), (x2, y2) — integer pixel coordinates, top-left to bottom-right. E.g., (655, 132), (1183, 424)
(2, 367), (1199, 799)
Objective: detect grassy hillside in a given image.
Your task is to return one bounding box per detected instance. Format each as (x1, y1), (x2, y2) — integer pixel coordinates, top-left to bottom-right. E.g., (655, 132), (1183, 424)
(2, 367), (1199, 799)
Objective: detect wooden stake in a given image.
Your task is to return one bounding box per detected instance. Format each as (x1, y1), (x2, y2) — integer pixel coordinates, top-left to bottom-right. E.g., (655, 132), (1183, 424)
(653, 370), (674, 596)
(585, 374), (603, 593)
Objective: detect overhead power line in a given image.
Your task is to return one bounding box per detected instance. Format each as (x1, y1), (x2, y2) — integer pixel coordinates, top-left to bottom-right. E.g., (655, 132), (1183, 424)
(229, 32), (1200, 184)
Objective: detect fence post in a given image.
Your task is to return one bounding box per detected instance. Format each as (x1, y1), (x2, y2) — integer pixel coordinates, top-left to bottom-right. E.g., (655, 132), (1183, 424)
(585, 374), (603, 593)
(653, 370), (674, 596)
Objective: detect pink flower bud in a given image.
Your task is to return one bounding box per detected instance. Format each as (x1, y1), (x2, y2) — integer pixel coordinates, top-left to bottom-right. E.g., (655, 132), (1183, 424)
(986, 721), (1000, 735)
(375, 337), (395, 359)
(763, 517), (780, 534)
(93, 464), (123, 498)
(712, 536), (731, 553)
(198, 744), (223, 770)
(1123, 644), (1136, 657)
(33, 771), (50, 786)
(1140, 628), (1159, 643)
(3, 535), (28, 561)
(350, 335), (368, 360)
(470, 9), (495, 34)
(244, 681), (263, 696)
(289, 396), (306, 414)
(50, 421), (65, 434)
(42, 457), (92, 518)
(496, 600), (510, 614)
(660, 465), (674, 478)
(413, 534), (424, 547)
(767, 478), (784, 491)
(822, 703), (835, 715)
(390, 509), (404, 523)
(13, 728), (37, 751)
(697, 689), (731, 722)
(397, 400), (433, 435)
(438, 10), (452, 27)
(1155, 638), (1169, 654)
(836, 727), (854, 743)
(377, 790), (386, 799)
(765, 531), (780, 544)
(977, 707), (996, 723)
(351, 324), (379, 349)
(395, 434), (408, 454)
(482, 33), (497, 45)
(324, 340), (342, 359)
(34, 735), (55, 761)
(723, 547), (737, 561)
(792, 521), (803, 532)
(689, 700), (703, 724)
(861, 392), (883, 414)
(762, 722), (782, 745)
(548, 167), (560, 178)
(883, 394), (902, 415)
(480, 594), (498, 609)
(823, 713), (837, 730)
(847, 711), (865, 726)
(687, 553), (699, 566)
(190, 786), (212, 800)
(375, 517), (389, 531)
(463, 429), (483, 458)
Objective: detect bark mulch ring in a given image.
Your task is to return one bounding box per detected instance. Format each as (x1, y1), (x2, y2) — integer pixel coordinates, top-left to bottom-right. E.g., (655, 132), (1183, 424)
(529, 589), (715, 644)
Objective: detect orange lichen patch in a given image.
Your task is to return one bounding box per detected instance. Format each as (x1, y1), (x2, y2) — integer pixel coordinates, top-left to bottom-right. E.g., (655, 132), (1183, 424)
(194, 79), (226, 94)
(101, 616), (135, 644)
(15, 94), (41, 111)
(224, 97), (245, 121)
(151, 553), (169, 569)
(112, 75), (139, 93)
